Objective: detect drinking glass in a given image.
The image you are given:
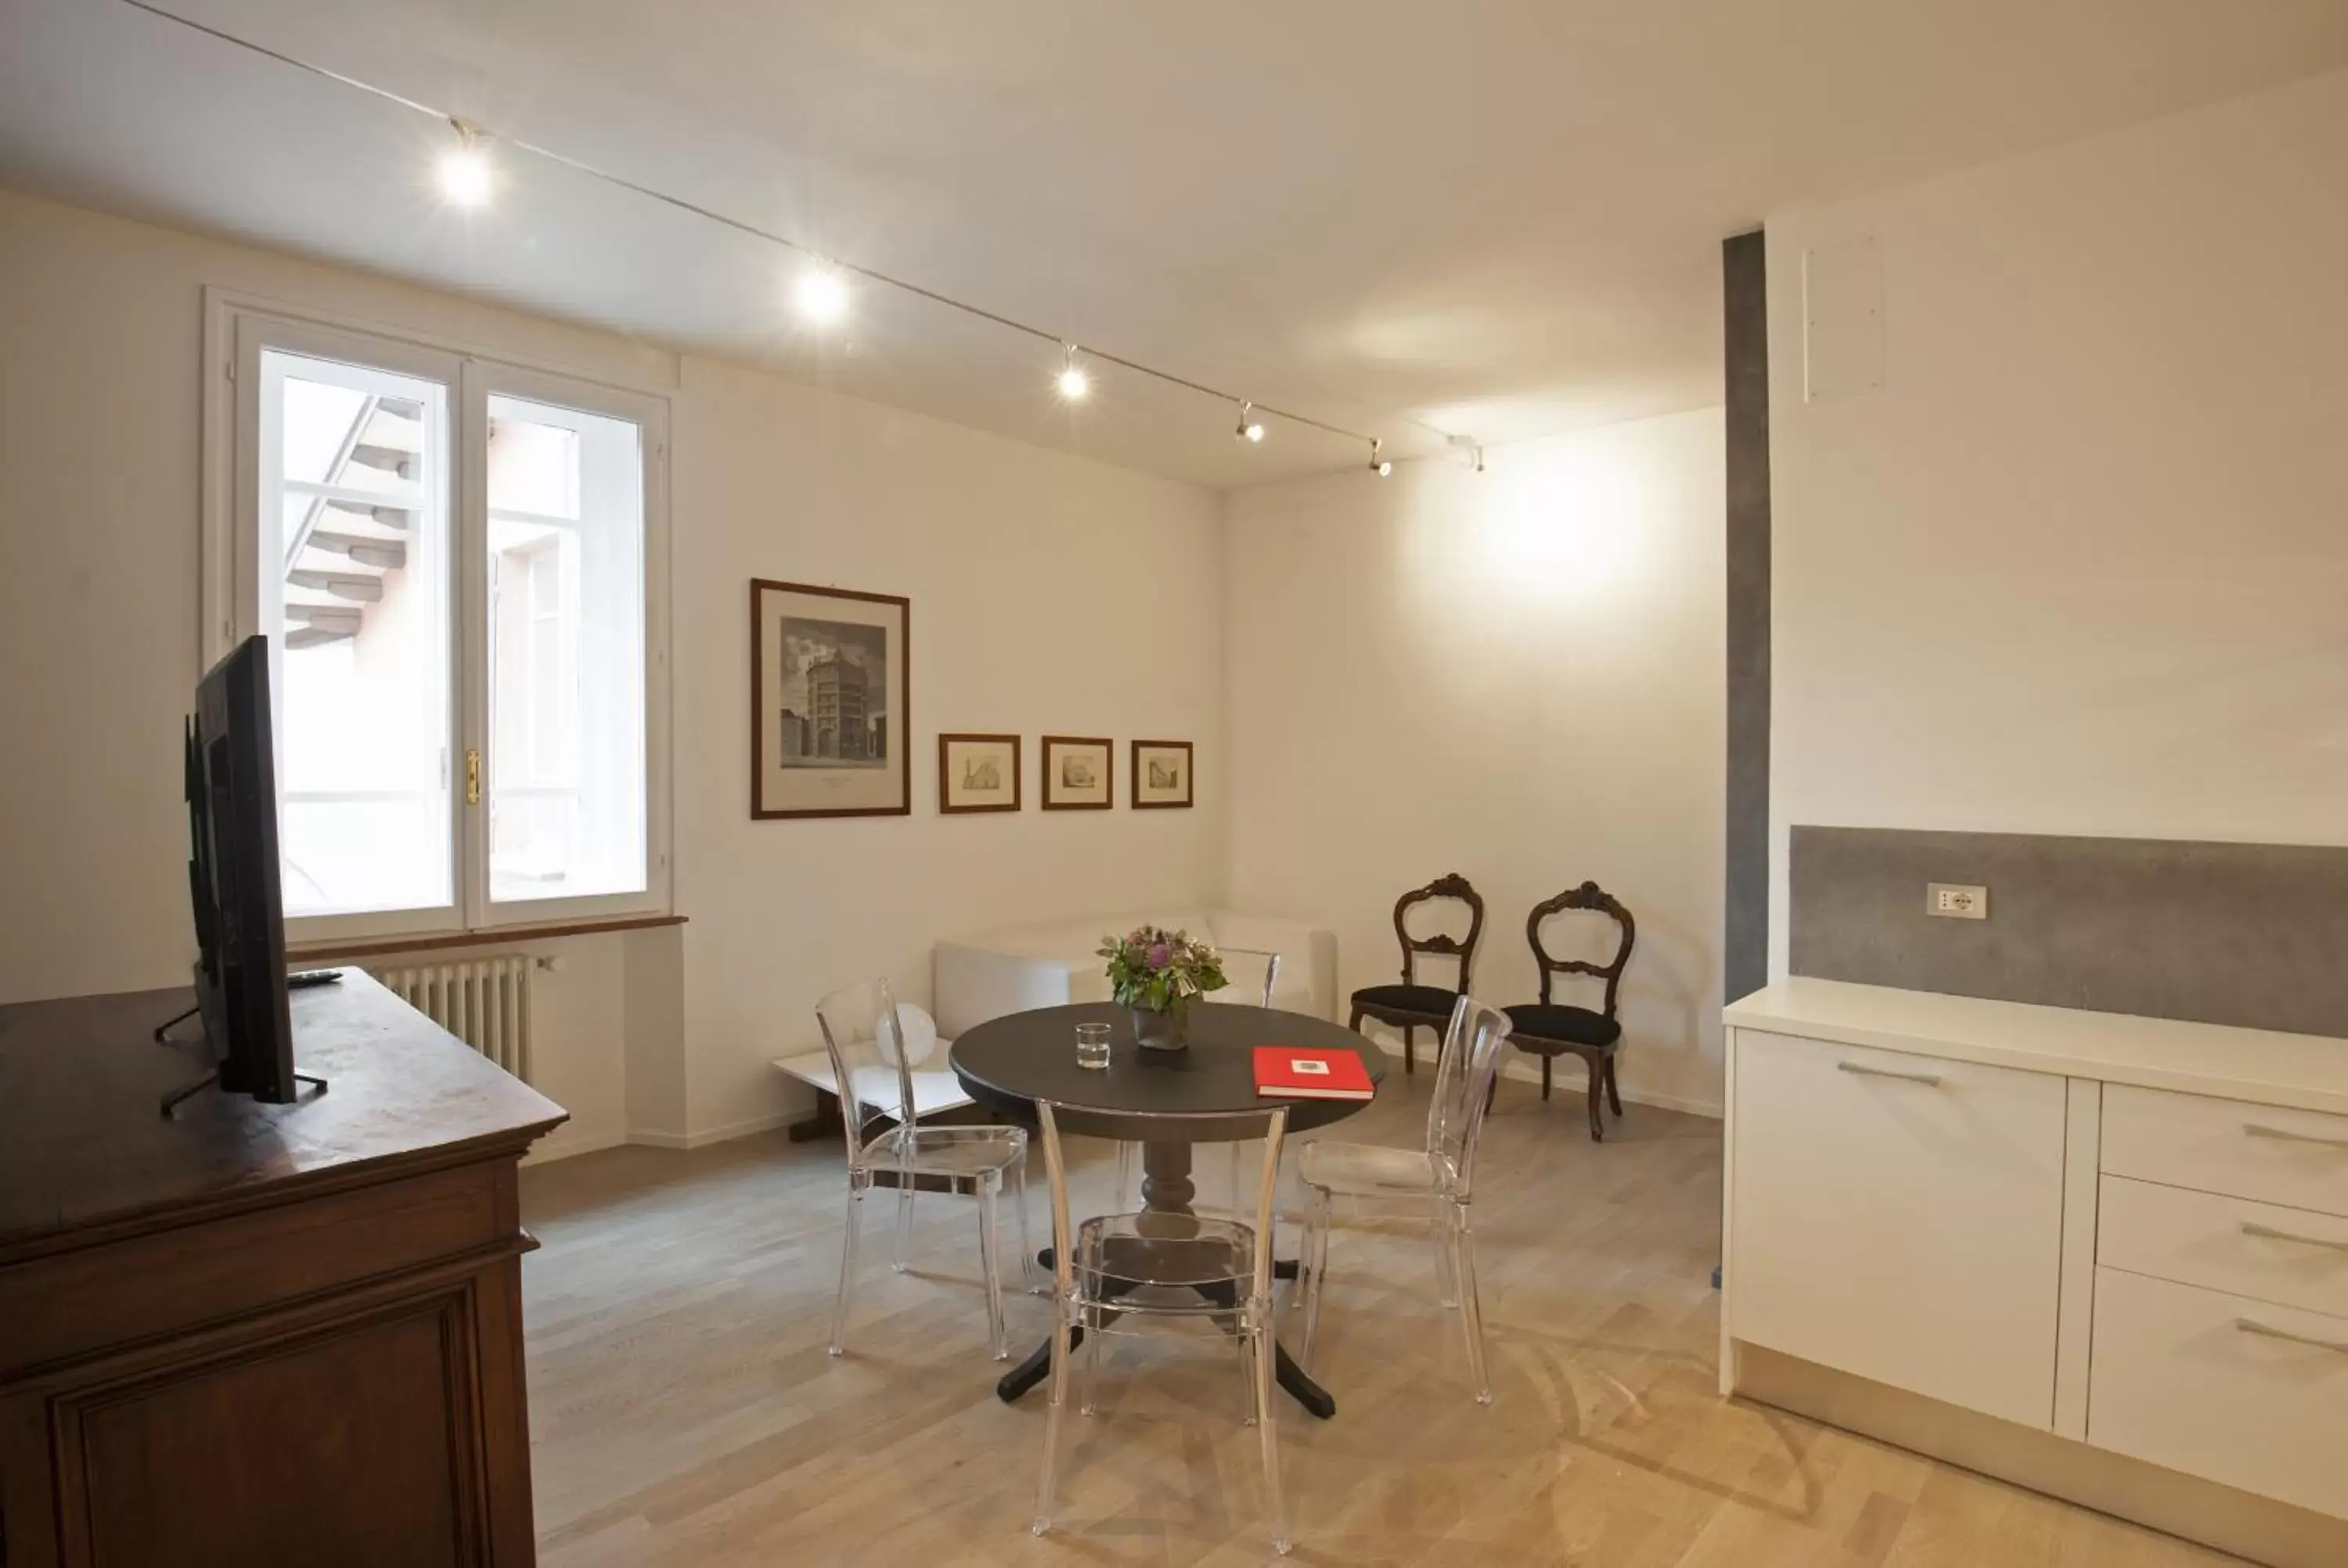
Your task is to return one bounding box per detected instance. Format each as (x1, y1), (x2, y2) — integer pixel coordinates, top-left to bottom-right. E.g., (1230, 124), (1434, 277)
(1075, 1022), (1113, 1070)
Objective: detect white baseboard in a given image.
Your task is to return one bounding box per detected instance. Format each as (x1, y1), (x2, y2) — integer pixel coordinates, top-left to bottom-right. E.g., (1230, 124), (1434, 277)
(625, 1109), (800, 1151)
(1362, 1035), (1723, 1120)
(523, 1129), (632, 1166)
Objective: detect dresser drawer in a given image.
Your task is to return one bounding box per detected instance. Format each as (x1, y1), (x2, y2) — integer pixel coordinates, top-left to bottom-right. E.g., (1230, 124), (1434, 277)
(2089, 1266), (2348, 1518)
(2100, 1175), (2348, 1319)
(2102, 1086), (2348, 1216)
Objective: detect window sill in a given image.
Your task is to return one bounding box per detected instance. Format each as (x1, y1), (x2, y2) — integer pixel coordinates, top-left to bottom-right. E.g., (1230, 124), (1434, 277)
(290, 912), (686, 963)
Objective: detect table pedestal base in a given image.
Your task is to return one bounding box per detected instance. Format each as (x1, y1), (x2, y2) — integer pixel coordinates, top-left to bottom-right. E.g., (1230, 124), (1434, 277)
(992, 1317), (1337, 1420)
(996, 1136), (1341, 1419)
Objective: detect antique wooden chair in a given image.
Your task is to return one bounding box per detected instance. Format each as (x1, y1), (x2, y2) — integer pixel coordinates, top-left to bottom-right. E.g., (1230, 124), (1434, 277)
(1504, 881), (1636, 1141)
(1347, 873), (1485, 1074)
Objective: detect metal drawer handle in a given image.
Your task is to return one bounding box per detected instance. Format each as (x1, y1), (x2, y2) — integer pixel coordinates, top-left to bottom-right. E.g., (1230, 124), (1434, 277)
(1837, 1061), (1943, 1087)
(2241, 1221), (2348, 1253)
(2244, 1122), (2348, 1149)
(2235, 1318), (2348, 1356)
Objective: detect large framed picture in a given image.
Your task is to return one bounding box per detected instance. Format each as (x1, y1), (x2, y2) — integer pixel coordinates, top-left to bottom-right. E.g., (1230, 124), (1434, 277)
(1040, 735), (1113, 811)
(1131, 739), (1194, 810)
(938, 732), (1021, 815)
(751, 579), (910, 819)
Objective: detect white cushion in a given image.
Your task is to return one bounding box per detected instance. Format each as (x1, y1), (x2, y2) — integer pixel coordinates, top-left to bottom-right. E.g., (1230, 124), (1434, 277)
(938, 908), (1340, 1032)
(877, 1002), (940, 1066)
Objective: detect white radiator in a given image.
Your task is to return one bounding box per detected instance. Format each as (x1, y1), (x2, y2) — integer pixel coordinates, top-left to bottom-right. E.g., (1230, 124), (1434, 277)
(373, 955), (534, 1081)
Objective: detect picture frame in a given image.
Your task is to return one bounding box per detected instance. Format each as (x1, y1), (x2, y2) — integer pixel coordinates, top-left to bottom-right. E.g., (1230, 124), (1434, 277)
(1131, 739), (1194, 810)
(938, 732), (1022, 815)
(1040, 735), (1114, 811)
(751, 579), (911, 820)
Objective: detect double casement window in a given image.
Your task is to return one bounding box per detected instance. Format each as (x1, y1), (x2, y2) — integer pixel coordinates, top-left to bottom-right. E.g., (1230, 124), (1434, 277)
(205, 298), (670, 944)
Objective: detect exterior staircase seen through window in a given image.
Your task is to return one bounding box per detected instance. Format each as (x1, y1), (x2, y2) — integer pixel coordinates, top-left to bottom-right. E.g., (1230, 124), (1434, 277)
(283, 394), (421, 649)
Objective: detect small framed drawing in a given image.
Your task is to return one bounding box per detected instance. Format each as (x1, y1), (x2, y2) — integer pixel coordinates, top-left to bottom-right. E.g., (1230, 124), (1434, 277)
(1040, 735), (1114, 811)
(938, 733), (1022, 814)
(1131, 739), (1194, 809)
(751, 579), (910, 820)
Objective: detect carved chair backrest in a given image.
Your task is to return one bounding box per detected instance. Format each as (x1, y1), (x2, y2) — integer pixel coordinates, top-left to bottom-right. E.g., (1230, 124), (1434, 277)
(1394, 872), (1485, 993)
(1527, 881), (1636, 1016)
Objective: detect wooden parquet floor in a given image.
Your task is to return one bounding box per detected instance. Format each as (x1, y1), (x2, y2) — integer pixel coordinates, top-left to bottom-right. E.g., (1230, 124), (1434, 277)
(520, 1074), (2242, 1566)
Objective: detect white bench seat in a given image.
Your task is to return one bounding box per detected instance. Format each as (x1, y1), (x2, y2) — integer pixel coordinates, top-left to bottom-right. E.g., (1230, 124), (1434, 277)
(772, 1048), (975, 1121)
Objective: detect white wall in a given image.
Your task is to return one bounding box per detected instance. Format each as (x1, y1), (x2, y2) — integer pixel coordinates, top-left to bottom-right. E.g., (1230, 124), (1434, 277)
(0, 188), (1223, 1150)
(669, 355), (1224, 1141)
(0, 189), (674, 1155)
(1766, 67), (2348, 976)
(1223, 409), (1727, 1115)
(322, 928), (652, 1163)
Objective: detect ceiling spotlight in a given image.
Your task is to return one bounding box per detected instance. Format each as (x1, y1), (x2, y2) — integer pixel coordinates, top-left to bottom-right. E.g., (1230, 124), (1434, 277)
(1236, 401), (1266, 444)
(793, 262), (851, 325)
(1368, 439), (1392, 477)
(1055, 344), (1090, 401)
(436, 119), (492, 208)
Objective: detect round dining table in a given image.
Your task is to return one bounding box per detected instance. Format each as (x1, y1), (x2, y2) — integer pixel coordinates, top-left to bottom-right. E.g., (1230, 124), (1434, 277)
(950, 999), (1387, 1419)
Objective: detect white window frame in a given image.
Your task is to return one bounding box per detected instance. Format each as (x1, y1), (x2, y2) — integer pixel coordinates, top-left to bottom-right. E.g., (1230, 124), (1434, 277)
(463, 357), (669, 930)
(202, 289), (672, 945)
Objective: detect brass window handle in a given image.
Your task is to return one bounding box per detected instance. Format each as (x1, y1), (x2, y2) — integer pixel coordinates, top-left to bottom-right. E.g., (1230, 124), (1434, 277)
(2240, 1221), (2348, 1253)
(2244, 1122), (2348, 1149)
(1836, 1061), (1943, 1087)
(466, 747), (482, 806)
(2235, 1318), (2348, 1356)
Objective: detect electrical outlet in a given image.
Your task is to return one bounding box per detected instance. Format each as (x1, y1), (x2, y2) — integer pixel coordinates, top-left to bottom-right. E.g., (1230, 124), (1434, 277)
(1928, 883), (1989, 920)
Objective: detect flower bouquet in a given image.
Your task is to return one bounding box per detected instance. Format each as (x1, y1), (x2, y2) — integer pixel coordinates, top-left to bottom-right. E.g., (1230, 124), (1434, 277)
(1098, 926), (1228, 1051)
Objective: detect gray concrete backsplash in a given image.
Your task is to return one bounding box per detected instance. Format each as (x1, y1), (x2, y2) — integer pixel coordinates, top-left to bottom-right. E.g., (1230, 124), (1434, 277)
(1788, 826), (2348, 1039)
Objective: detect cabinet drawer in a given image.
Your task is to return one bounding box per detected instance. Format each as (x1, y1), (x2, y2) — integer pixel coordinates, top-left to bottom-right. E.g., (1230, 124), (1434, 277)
(2100, 1176), (2348, 1319)
(0, 1160), (510, 1376)
(1729, 1030), (2067, 1430)
(2103, 1086), (2348, 1216)
(2089, 1266), (2348, 1519)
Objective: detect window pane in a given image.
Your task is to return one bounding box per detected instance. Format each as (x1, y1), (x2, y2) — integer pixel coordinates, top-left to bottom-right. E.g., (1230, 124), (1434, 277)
(487, 394), (646, 903)
(259, 350), (453, 918)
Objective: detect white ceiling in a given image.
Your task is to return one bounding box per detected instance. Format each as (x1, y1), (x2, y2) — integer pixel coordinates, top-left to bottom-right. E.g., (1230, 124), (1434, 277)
(5, 1), (2346, 488)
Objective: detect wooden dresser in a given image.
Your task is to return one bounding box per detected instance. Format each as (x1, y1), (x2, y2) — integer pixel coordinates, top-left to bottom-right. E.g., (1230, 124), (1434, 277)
(0, 972), (566, 1567)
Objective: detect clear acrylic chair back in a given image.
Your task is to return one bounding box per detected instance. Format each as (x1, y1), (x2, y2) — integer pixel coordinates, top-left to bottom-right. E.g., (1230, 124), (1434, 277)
(1217, 945), (1284, 1010)
(1424, 994), (1514, 1201)
(1032, 1099), (1291, 1552)
(813, 977), (920, 1175)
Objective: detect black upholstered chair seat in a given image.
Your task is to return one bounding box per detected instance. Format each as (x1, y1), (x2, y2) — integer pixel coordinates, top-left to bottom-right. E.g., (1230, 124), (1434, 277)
(1350, 984), (1460, 1018)
(1350, 872), (1486, 1077)
(1504, 1003), (1622, 1049)
(1511, 880), (1637, 1141)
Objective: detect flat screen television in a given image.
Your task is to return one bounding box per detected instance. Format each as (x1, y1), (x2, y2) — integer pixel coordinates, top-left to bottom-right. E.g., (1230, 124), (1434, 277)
(184, 635), (297, 1102)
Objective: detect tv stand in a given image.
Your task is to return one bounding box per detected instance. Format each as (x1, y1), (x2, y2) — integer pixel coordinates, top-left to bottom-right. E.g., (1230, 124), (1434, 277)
(150, 1002), (330, 1117)
(0, 970), (566, 1566)
(158, 1064), (330, 1118)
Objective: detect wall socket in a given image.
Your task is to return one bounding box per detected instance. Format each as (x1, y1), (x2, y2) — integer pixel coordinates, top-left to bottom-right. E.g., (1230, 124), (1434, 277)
(1928, 883), (1989, 920)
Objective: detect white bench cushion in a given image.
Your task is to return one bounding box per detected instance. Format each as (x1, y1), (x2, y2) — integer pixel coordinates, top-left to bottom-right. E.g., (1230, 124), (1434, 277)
(934, 909), (1339, 1038)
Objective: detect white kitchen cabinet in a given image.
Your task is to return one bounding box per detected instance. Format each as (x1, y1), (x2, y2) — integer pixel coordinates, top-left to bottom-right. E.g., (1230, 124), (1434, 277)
(1723, 978), (2348, 1566)
(2089, 1266), (2348, 1519)
(2098, 1175), (2348, 1320)
(2102, 1084), (2348, 1217)
(1728, 1028), (2069, 1429)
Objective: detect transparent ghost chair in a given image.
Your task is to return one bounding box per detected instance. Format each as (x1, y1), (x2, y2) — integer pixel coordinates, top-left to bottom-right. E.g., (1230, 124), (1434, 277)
(818, 978), (1034, 1360)
(1295, 993), (1513, 1402)
(1113, 948), (1284, 1216)
(1032, 1100), (1294, 1555)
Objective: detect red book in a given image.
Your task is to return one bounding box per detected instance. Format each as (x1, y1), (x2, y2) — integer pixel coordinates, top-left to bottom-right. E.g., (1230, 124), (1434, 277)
(1253, 1046), (1375, 1101)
